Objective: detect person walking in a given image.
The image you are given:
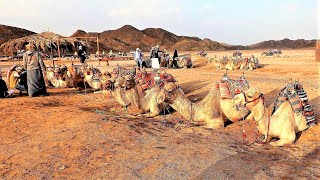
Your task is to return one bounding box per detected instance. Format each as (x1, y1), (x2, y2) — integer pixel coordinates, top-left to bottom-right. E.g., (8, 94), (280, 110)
(23, 43), (48, 97)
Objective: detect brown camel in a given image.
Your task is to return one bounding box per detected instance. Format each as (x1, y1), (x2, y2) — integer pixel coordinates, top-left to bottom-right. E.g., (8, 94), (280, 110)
(66, 64), (84, 88)
(46, 66), (68, 88)
(102, 75), (164, 117)
(233, 88), (309, 146)
(83, 66), (102, 90)
(157, 82), (224, 129)
(106, 75), (164, 117)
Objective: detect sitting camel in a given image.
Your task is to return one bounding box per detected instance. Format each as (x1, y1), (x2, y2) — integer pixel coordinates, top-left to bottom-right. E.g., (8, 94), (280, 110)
(102, 74), (164, 117)
(46, 66), (68, 87)
(100, 73), (131, 108)
(219, 57), (236, 70)
(232, 88), (309, 146)
(157, 82), (224, 129)
(83, 66), (102, 90)
(66, 64), (84, 88)
(171, 55), (193, 68)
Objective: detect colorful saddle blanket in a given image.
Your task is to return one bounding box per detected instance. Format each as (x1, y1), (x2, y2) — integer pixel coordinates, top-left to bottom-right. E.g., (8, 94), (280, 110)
(135, 71), (175, 91)
(273, 81), (315, 126)
(219, 74), (250, 99)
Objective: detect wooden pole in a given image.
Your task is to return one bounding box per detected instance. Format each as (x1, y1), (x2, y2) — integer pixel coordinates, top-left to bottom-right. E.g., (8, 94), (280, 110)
(97, 37), (100, 66)
(57, 39), (61, 65)
(97, 37), (100, 56)
(50, 39), (54, 67)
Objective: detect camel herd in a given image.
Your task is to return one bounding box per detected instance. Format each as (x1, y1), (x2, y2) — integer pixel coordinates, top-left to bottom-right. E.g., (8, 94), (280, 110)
(7, 62), (315, 147)
(209, 55), (261, 71)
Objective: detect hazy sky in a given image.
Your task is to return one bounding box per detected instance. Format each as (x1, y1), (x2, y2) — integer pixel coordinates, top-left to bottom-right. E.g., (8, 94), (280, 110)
(0, 0), (318, 45)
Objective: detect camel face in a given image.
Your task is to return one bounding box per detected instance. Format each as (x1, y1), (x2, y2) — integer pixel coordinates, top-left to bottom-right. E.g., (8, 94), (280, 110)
(233, 88), (310, 146)
(157, 82), (179, 104)
(113, 75), (134, 90)
(233, 88), (262, 109)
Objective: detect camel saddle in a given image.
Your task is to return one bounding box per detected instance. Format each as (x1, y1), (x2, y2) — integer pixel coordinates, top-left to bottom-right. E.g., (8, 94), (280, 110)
(111, 65), (136, 78)
(219, 74), (250, 99)
(135, 71), (175, 91)
(272, 81), (315, 126)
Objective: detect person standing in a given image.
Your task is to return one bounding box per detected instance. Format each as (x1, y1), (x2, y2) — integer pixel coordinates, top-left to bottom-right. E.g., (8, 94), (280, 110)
(77, 45), (87, 65)
(173, 49), (178, 60)
(23, 43), (48, 97)
(134, 48), (143, 68)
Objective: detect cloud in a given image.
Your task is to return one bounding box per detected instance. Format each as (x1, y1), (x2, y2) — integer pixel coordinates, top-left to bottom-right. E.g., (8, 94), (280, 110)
(286, 3), (299, 12)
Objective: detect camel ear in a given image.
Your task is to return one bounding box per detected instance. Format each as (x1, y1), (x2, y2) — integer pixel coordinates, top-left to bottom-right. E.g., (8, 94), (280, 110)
(157, 92), (165, 104)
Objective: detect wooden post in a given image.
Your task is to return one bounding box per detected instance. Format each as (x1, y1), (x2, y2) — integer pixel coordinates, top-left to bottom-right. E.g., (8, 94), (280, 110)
(97, 37), (100, 56)
(57, 39), (61, 65)
(50, 39), (54, 67)
(97, 37), (100, 67)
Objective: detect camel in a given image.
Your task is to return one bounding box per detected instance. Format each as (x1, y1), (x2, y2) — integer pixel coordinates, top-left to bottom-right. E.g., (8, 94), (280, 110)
(46, 66), (68, 88)
(83, 66), (102, 90)
(66, 64), (84, 88)
(157, 82), (224, 129)
(233, 88), (309, 146)
(103, 75), (164, 117)
(213, 56), (259, 71)
(217, 57), (236, 70)
(100, 74), (131, 108)
(171, 55), (193, 68)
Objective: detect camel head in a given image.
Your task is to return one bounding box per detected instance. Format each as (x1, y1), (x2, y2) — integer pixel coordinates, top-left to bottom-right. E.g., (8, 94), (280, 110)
(233, 88), (264, 109)
(114, 75), (135, 90)
(157, 82), (180, 104)
(101, 76), (116, 91)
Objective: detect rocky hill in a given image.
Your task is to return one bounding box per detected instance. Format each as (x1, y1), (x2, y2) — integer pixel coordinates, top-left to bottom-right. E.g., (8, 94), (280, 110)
(0, 24), (35, 53)
(70, 25), (227, 52)
(70, 25), (316, 52)
(248, 38), (316, 49)
(0, 24), (316, 53)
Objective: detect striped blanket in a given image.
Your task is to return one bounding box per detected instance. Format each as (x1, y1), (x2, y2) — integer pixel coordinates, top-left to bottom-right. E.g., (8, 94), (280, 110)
(273, 81), (315, 126)
(219, 74), (250, 99)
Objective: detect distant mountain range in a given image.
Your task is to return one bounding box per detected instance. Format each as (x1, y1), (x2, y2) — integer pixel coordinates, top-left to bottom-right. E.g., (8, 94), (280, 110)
(0, 24), (316, 53)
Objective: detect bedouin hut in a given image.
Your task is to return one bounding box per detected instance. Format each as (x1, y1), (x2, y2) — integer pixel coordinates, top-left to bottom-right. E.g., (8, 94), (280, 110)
(0, 31), (91, 58)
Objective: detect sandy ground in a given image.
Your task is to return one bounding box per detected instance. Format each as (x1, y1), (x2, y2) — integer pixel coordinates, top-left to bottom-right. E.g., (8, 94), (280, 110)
(0, 49), (319, 179)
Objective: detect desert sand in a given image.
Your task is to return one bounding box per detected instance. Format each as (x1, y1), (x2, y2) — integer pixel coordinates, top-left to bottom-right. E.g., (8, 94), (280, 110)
(0, 49), (319, 179)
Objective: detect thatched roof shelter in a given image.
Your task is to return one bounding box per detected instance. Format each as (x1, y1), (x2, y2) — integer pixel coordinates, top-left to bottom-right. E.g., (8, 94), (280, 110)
(0, 31), (91, 54)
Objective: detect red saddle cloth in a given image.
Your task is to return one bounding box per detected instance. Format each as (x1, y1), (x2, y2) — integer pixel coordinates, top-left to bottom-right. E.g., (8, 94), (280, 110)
(135, 71), (175, 91)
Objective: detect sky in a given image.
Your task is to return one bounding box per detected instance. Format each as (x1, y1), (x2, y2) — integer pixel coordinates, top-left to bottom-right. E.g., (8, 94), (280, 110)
(0, 0), (318, 45)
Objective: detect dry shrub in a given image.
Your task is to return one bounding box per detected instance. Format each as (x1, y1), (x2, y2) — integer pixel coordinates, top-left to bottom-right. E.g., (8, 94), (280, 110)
(316, 40), (320, 61)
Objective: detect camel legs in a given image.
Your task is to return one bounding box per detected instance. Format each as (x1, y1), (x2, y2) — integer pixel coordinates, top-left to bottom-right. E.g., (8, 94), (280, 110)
(204, 118), (224, 129)
(148, 103), (161, 117)
(262, 135), (273, 143)
(269, 133), (296, 147)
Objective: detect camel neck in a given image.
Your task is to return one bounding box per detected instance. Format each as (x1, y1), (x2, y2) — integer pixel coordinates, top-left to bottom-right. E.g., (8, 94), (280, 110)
(170, 89), (192, 120)
(251, 98), (269, 135)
